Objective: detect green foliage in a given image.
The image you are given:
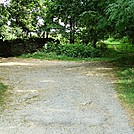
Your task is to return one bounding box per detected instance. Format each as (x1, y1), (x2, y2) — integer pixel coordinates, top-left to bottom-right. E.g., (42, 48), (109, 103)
(44, 42), (61, 55)
(102, 38), (134, 115)
(46, 0), (112, 45)
(46, 0), (83, 43)
(107, 0), (134, 28)
(0, 82), (8, 104)
(0, 3), (9, 39)
(9, 0), (41, 34)
(20, 43), (103, 60)
(106, 0), (134, 42)
(0, 0), (50, 39)
(0, 4), (9, 26)
(120, 37), (130, 44)
(0, 0), (133, 56)
(44, 43), (102, 58)
(20, 51), (78, 61)
(117, 68), (134, 108)
(59, 44), (87, 58)
(78, 0), (111, 46)
(105, 37), (134, 55)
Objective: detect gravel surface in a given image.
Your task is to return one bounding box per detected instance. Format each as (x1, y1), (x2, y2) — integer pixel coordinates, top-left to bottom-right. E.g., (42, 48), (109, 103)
(0, 58), (133, 134)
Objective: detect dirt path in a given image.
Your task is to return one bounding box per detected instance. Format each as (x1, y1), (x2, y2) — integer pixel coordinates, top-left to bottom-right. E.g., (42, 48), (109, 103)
(0, 58), (133, 134)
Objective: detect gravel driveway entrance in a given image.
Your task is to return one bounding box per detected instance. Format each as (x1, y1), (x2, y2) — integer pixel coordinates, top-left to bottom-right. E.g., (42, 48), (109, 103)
(0, 58), (133, 134)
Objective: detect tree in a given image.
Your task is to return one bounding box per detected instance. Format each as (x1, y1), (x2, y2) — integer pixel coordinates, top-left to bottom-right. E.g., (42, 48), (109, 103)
(0, 3), (9, 39)
(46, 0), (113, 47)
(46, 0), (85, 44)
(36, 0), (60, 39)
(7, 0), (44, 38)
(78, 0), (112, 47)
(107, 0), (134, 43)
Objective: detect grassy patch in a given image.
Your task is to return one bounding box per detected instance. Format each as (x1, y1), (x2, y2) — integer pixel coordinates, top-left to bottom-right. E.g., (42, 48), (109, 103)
(0, 82), (8, 104)
(115, 67), (134, 126)
(20, 52), (83, 61)
(104, 38), (134, 125)
(19, 51), (104, 62)
(116, 68), (134, 107)
(104, 38), (134, 54)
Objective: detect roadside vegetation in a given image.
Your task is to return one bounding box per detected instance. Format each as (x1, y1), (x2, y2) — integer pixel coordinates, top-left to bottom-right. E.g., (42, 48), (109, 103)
(0, 82), (8, 105)
(115, 63), (134, 126)
(20, 43), (103, 60)
(105, 38), (134, 125)
(116, 68), (134, 107)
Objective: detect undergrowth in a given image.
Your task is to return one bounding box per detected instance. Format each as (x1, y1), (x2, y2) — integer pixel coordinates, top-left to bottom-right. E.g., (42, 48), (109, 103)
(116, 68), (134, 108)
(20, 43), (103, 60)
(105, 38), (134, 125)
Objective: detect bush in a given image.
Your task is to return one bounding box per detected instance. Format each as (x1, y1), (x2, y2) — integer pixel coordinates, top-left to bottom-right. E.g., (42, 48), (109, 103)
(44, 43), (102, 58)
(120, 36), (130, 44)
(97, 42), (108, 51)
(60, 44), (85, 57)
(43, 42), (61, 54)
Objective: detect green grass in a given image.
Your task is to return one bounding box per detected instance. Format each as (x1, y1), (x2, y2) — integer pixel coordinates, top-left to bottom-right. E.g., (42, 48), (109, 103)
(104, 38), (134, 125)
(116, 68), (134, 107)
(0, 82), (8, 104)
(19, 51), (104, 62)
(20, 52), (83, 61)
(115, 67), (134, 126)
(104, 38), (134, 53)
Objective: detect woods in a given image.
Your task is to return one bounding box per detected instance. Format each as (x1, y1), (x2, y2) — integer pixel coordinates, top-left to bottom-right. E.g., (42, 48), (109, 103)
(0, 0), (134, 56)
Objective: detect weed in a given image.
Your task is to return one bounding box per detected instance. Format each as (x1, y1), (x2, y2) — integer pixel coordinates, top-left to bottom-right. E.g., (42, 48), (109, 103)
(0, 82), (8, 104)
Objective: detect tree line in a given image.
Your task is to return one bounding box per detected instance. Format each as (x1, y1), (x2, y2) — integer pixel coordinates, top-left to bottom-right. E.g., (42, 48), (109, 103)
(0, 0), (134, 48)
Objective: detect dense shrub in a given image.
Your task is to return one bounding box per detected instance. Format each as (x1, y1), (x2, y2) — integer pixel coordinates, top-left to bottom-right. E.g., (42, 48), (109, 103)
(44, 43), (102, 58)
(96, 42), (108, 51)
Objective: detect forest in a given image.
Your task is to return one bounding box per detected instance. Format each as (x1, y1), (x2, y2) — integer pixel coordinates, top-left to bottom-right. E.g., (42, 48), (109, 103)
(0, 0), (134, 57)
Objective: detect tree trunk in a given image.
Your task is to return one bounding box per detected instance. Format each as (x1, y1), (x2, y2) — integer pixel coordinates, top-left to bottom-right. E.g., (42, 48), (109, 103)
(69, 17), (75, 44)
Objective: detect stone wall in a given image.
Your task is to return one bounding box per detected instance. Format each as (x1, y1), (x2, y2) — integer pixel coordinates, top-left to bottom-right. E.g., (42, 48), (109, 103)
(0, 38), (59, 57)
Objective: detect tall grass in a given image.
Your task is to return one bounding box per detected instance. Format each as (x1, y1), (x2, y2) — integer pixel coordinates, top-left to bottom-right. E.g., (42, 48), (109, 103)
(116, 68), (134, 107)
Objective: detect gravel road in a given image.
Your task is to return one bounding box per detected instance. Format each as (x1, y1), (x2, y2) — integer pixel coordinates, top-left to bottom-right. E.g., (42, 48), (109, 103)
(0, 58), (133, 134)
